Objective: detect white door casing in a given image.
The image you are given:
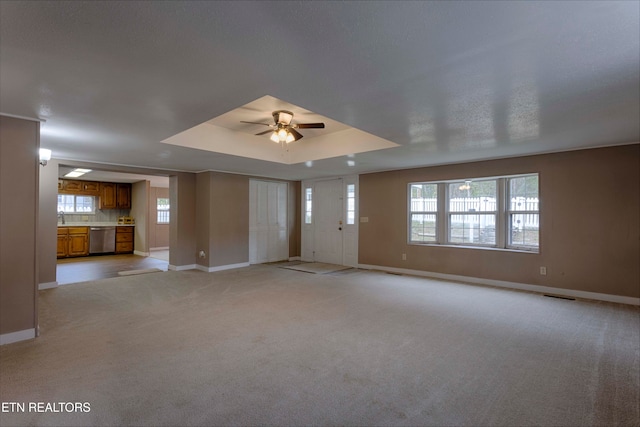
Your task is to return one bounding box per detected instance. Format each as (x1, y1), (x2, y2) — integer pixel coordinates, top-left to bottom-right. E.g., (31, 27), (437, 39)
(301, 176), (358, 267)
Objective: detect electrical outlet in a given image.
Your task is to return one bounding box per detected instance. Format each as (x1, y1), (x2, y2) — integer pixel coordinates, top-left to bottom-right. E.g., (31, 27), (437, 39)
(199, 250), (206, 258)
(402, 253), (407, 261)
(540, 266), (547, 275)
(360, 217), (369, 223)
(82, 215), (89, 221)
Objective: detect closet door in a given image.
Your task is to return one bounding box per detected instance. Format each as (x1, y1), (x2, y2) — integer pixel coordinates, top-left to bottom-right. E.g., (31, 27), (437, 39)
(249, 180), (288, 264)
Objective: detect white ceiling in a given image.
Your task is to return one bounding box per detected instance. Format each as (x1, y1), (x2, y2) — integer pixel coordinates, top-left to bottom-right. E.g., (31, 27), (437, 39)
(163, 95), (399, 165)
(1, 1), (638, 181)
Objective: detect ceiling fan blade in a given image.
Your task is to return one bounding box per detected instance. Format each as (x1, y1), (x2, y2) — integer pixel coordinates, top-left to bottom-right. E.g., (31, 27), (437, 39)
(255, 129), (274, 136)
(240, 121), (271, 126)
(289, 128), (303, 141)
(295, 122), (325, 129)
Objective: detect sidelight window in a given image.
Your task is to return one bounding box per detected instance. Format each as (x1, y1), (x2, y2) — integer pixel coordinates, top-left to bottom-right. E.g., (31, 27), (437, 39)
(157, 198), (170, 224)
(304, 187), (313, 224)
(346, 184), (356, 225)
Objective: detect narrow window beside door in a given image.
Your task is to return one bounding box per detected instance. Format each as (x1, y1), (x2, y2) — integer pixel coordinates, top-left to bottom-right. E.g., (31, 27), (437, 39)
(304, 187), (313, 224)
(346, 184), (355, 225)
(157, 197), (170, 224)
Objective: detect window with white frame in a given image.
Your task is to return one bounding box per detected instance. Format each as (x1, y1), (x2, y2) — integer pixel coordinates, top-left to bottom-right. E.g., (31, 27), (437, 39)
(507, 175), (539, 249)
(157, 197), (170, 224)
(408, 173), (539, 252)
(57, 195), (96, 213)
(409, 183), (438, 243)
(448, 179), (497, 245)
(346, 184), (356, 225)
(304, 187), (313, 224)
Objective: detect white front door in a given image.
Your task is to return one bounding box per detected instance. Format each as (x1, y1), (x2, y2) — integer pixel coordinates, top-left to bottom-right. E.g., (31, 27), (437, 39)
(314, 179), (343, 264)
(249, 180), (288, 264)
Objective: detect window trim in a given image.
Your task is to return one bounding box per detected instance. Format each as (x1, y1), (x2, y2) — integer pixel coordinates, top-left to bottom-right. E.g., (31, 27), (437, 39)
(408, 173), (539, 253)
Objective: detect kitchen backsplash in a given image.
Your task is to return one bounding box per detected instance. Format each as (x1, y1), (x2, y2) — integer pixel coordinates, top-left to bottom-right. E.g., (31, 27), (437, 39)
(62, 209), (130, 224)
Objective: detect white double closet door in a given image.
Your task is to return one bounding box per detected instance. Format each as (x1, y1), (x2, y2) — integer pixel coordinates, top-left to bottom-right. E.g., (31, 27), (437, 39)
(249, 180), (288, 264)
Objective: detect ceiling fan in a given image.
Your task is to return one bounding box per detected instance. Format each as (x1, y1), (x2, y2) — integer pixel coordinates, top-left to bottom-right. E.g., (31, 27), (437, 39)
(241, 110), (325, 144)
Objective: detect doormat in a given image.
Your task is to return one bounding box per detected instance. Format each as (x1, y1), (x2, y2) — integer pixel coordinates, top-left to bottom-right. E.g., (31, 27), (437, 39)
(118, 268), (163, 276)
(280, 262), (351, 275)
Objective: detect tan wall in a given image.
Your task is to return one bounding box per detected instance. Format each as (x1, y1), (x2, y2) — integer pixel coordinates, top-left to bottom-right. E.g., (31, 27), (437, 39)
(195, 172), (250, 268)
(195, 172), (300, 268)
(131, 180), (149, 254)
(195, 172), (212, 267)
(169, 173), (197, 268)
(148, 187), (170, 249)
(359, 145), (640, 298)
(0, 116), (39, 336)
(209, 172), (250, 267)
(39, 158), (59, 286)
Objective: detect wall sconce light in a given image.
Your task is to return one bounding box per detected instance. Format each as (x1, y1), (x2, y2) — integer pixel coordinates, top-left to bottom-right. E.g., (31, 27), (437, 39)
(39, 148), (52, 166)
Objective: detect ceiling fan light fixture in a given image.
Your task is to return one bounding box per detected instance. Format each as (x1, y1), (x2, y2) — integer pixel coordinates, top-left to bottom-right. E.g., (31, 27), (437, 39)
(285, 132), (295, 144)
(277, 128), (289, 141)
(274, 110), (293, 125)
(244, 109), (325, 145)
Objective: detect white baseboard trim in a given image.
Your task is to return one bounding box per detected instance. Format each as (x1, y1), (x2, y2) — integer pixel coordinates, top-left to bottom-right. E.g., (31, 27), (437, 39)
(150, 247), (169, 251)
(134, 250), (150, 257)
(168, 264), (196, 271)
(288, 256), (301, 261)
(358, 264), (640, 306)
(38, 281), (58, 290)
(1, 328), (36, 345)
(196, 262), (250, 273)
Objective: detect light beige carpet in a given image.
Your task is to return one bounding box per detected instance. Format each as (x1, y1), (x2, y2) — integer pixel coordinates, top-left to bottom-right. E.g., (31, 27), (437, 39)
(280, 262), (352, 274)
(1, 265), (638, 426)
(117, 268), (163, 276)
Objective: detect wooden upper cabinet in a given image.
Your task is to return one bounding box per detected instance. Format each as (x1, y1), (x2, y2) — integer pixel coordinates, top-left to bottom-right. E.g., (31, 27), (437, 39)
(116, 183), (131, 209)
(81, 181), (100, 195)
(58, 179), (100, 195)
(99, 182), (131, 209)
(61, 179), (83, 192)
(99, 183), (117, 209)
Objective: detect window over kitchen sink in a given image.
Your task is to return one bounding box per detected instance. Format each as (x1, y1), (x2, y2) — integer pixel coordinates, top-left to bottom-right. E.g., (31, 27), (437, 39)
(58, 195), (96, 213)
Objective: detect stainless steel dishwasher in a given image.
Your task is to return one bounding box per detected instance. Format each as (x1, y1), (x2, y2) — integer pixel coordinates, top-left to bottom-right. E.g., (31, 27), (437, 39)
(89, 227), (116, 254)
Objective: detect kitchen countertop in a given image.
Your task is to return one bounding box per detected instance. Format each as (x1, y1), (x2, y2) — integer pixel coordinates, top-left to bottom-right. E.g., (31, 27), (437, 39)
(58, 222), (135, 227)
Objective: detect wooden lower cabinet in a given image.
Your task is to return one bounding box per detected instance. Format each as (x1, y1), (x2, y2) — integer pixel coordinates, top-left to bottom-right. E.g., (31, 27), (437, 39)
(57, 230), (68, 258)
(115, 226), (134, 254)
(57, 227), (89, 258)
